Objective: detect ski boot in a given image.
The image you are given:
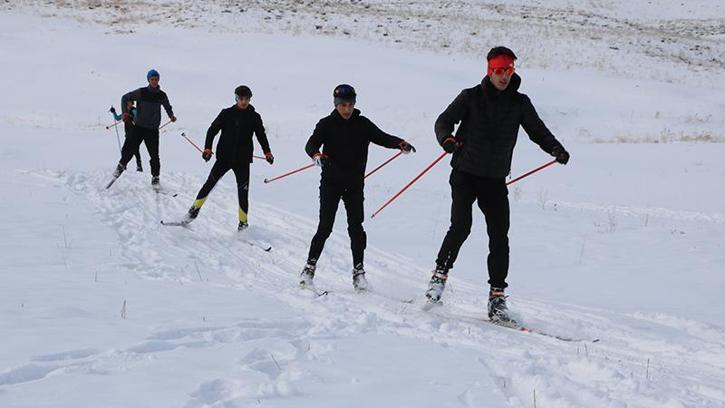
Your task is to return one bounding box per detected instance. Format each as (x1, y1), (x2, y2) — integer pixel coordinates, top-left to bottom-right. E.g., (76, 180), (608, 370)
(106, 163), (125, 189)
(136, 164), (143, 172)
(299, 259), (316, 288)
(424, 267), (448, 303)
(181, 206), (200, 225)
(151, 176), (160, 191)
(488, 287), (517, 326)
(238, 221), (248, 231)
(352, 263), (368, 291)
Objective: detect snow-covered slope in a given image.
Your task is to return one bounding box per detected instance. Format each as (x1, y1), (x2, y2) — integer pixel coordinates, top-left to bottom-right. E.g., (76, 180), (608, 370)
(1, 3), (724, 407)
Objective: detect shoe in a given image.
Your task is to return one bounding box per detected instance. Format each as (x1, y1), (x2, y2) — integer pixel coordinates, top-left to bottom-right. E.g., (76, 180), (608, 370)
(488, 287), (515, 324)
(151, 176), (160, 190)
(182, 206), (200, 224)
(112, 163), (125, 178)
(352, 263), (368, 291)
(238, 221), (248, 231)
(136, 165), (143, 172)
(299, 259), (316, 287)
(424, 267), (448, 302)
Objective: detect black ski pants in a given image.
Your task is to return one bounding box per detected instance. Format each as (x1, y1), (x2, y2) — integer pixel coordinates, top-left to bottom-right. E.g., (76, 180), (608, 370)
(123, 122), (142, 169)
(308, 180), (366, 267)
(436, 169), (510, 288)
(120, 125), (159, 176)
(195, 160), (250, 220)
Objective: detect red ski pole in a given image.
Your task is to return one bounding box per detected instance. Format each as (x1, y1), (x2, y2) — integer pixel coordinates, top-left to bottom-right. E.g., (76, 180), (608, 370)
(253, 155), (266, 160)
(506, 159), (557, 186)
(180, 132), (204, 153)
(365, 151), (403, 179)
(105, 120), (123, 130)
(159, 119), (173, 130)
(371, 151), (448, 219)
(263, 163), (316, 184)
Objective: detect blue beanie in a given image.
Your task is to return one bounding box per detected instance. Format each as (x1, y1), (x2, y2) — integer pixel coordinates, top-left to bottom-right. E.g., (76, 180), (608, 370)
(147, 69), (160, 80)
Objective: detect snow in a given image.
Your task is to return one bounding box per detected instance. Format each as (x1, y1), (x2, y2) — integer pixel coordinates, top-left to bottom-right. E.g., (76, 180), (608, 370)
(2, 2), (725, 407)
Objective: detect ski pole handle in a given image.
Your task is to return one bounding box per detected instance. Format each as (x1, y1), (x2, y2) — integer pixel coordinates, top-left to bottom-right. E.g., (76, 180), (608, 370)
(263, 163), (316, 184)
(365, 151), (403, 179)
(371, 151), (448, 219)
(506, 159), (557, 186)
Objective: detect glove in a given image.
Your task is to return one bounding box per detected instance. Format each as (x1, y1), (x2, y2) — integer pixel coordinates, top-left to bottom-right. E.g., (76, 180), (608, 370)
(202, 149), (213, 162)
(398, 140), (416, 154)
(170, 115), (177, 122)
(265, 152), (274, 165)
(109, 106), (116, 114)
(312, 152), (328, 167)
(551, 145), (570, 165)
(441, 136), (460, 153)
(122, 112), (131, 122)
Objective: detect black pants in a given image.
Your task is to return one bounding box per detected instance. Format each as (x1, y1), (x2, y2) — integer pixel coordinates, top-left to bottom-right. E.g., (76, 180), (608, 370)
(436, 169), (510, 288)
(308, 180), (366, 266)
(123, 122), (142, 168)
(195, 160), (250, 220)
(120, 125), (159, 176)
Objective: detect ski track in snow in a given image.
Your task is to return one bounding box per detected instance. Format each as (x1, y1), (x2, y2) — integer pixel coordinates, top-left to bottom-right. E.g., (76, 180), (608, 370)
(5, 168), (723, 407)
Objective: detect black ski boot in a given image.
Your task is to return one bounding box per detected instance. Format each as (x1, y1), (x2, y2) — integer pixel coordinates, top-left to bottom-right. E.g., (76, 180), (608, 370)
(425, 267), (448, 303)
(151, 176), (160, 190)
(488, 287), (516, 326)
(299, 259), (316, 287)
(181, 206), (200, 225)
(136, 163), (143, 172)
(106, 163), (125, 189)
(352, 263), (368, 291)
(238, 221), (248, 231)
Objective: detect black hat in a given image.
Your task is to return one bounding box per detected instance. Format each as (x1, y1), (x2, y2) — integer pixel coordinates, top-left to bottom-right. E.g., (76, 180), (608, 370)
(333, 84), (356, 106)
(235, 85), (252, 99)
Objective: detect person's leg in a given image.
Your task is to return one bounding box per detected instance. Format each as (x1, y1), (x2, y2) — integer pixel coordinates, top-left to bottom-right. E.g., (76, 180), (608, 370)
(435, 170), (477, 270)
(117, 124), (144, 170)
(307, 181), (342, 263)
(477, 178), (510, 289)
(125, 122), (143, 171)
(192, 160), (231, 212)
(342, 184), (366, 267)
(232, 163), (251, 224)
(141, 128), (160, 177)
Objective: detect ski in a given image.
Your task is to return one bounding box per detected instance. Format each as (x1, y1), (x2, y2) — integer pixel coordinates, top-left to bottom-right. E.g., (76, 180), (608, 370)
(491, 320), (599, 343)
(240, 239), (272, 252)
(299, 283), (328, 297)
(105, 176), (120, 189)
(160, 220), (190, 227)
(155, 189), (178, 197)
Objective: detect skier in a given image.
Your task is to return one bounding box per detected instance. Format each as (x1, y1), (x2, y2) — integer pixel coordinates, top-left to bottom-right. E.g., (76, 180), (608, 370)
(299, 84), (416, 290)
(425, 47), (570, 324)
(181, 85), (274, 230)
(110, 100), (143, 172)
(109, 69), (176, 189)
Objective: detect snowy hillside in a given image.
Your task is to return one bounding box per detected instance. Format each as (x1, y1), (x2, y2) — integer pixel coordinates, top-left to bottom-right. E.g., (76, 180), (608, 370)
(2, 1), (725, 407)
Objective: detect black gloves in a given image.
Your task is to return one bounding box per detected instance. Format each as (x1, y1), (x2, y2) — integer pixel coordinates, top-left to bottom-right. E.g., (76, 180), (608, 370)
(265, 152), (274, 165)
(202, 149), (213, 162)
(398, 140), (416, 154)
(551, 145), (570, 165)
(442, 136), (460, 153)
(312, 152), (328, 167)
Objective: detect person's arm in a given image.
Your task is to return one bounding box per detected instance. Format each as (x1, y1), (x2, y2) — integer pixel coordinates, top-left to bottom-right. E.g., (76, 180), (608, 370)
(161, 92), (175, 120)
(366, 118), (404, 149)
(434, 90), (469, 146)
(305, 120), (326, 158)
(520, 95), (561, 154)
(205, 110), (225, 150)
(254, 113), (271, 154)
(120, 89), (140, 114)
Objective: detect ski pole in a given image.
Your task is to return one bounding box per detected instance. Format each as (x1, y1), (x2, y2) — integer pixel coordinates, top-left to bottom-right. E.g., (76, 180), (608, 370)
(105, 120), (123, 130)
(180, 132), (205, 153)
(108, 108), (122, 152)
(365, 151), (403, 179)
(263, 163), (315, 184)
(371, 151), (448, 219)
(159, 119), (173, 130)
(506, 159), (557, 186)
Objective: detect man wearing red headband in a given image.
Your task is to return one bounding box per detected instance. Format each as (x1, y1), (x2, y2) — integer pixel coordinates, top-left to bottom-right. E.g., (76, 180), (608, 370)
(425, 46), (570, 325)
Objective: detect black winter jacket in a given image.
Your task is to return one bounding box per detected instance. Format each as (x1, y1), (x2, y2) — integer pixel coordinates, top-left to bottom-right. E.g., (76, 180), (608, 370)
(205, 104), (271, 164)
(435, 74), (562, 178)
(305, 109), (403, 184)
(121, 86), (174, 130)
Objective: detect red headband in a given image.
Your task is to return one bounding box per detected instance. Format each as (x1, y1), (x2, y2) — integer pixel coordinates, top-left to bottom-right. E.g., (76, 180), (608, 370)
(487, 55), (515, 76)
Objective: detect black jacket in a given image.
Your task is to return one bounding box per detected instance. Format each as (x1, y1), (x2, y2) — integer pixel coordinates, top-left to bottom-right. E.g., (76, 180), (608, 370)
(305, 109), (402, 183)
(121, 86), (173, 130)
(205, 104), (271, 164)
(435, 74), (562, 178)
